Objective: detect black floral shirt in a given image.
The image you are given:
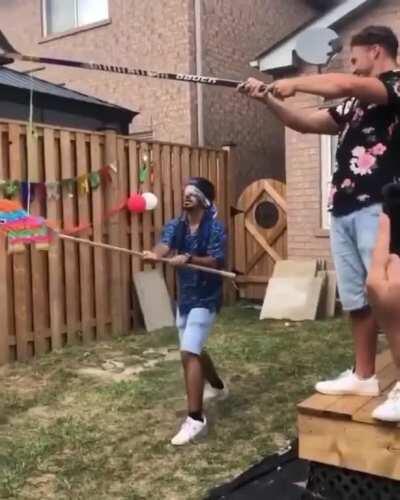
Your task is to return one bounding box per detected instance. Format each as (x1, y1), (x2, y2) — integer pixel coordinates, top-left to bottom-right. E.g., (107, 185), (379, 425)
(328, 70), (400, 216)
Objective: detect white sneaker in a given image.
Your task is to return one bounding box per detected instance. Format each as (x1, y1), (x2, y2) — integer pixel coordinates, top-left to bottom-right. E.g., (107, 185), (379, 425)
(171, 416), (208, 446)
(315, 369), (380, 396)
(372, 382), (400, 422)
(203, 381), (229, 402)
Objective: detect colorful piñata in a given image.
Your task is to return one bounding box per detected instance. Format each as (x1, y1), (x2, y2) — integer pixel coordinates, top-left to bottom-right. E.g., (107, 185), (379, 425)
(0, 199), (52, 253)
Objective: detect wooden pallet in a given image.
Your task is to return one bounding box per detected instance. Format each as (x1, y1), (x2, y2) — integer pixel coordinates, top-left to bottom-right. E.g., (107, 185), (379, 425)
(298, 350), (400, 481)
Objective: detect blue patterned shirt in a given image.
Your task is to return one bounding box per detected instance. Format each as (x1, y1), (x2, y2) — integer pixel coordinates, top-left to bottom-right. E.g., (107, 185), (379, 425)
(160, 215), (226, 315)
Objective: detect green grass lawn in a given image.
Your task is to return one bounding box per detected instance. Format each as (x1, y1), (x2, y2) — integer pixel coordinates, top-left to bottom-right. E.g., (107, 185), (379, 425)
(0, 305), (355, 500)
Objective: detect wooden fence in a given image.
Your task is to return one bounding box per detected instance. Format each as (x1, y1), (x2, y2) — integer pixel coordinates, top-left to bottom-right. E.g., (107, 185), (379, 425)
(0, 119), (234, 364)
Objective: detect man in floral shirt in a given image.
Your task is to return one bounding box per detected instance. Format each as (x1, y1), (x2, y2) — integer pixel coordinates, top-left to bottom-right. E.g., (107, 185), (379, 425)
(239, 26), (400, 420)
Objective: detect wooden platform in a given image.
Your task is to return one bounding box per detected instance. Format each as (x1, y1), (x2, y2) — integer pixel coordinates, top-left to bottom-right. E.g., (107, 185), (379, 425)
(297, 351), (400, 481)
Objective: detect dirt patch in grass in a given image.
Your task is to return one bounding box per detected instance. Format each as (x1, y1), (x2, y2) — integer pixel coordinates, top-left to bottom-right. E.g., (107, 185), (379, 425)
(0, 306), (359, 499)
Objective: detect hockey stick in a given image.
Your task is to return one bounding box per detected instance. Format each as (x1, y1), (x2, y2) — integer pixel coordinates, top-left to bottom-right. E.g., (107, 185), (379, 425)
(0, 30), (241, 88)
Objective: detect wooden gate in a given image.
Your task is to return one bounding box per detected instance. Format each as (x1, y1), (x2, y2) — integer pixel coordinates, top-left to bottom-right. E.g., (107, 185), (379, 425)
(234, 179), (287, 300)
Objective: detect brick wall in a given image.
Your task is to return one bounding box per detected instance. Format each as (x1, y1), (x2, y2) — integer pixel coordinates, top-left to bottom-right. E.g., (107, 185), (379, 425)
(0, 0), (316, 198)
(284, 0), (400, 264)
(285, 93), (332, 262)
(0, 0), (196, 144)
(200, 0), (315, 195)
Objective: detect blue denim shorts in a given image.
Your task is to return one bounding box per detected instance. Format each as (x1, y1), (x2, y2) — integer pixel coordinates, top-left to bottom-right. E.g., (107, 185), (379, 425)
(330, 203), (382, 311)
(176, 308), (216, 355)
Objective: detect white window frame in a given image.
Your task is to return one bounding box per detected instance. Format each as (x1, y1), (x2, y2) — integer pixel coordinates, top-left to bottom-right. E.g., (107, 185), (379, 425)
(320, 135), (338, 230)
(42, 0), (109, 37)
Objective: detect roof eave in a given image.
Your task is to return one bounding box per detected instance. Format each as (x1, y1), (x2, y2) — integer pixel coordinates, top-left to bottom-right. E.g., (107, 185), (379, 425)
(252, 0), (376, 73)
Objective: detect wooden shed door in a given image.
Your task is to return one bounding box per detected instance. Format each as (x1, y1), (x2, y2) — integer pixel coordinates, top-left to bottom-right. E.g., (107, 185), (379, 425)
(234, 179), (287, 300)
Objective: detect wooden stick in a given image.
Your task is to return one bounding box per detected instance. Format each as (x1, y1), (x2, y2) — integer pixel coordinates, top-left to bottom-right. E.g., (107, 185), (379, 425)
(58, 233), (236, 279)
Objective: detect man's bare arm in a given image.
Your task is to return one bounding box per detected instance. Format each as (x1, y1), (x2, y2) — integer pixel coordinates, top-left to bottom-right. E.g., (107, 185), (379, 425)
(266, 94), (340, 134)
(142, 243), (171, 261)
(276, 73), (389, 104)
(238, 79), (340, 134)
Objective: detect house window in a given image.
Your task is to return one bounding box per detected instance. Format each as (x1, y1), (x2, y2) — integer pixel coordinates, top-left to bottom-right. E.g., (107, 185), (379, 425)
(43, 0), (109, 36)
(320, 135), (338, 230)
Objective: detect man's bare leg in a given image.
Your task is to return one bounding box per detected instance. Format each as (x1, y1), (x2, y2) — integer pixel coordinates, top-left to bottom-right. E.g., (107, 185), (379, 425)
(200, 351), (224, 389)
(351, 307), (379, 378)
(181, 351), (204, 415)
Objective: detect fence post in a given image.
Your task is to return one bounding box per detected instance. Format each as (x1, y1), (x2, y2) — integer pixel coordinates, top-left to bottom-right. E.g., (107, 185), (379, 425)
(105, 130), (124, 336)
(222, 145), (237, 305)
(0, 237), (9, 364)
(9, 124), (30, 360)
(0, 126), (10, 364)
(43, 128), (64, 350)
(117, 136), (131, 335)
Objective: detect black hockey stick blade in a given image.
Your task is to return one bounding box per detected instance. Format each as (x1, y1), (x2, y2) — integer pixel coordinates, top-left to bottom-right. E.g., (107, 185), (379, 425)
(0, 30), (19, 65)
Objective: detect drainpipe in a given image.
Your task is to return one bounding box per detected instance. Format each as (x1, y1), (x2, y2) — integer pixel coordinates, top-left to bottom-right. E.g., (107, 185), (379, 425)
(194, 0), (204, 146)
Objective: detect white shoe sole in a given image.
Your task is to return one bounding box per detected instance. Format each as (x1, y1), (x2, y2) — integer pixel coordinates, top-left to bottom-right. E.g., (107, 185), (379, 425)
(372, 410), (400, 422)
(315, 385), (380, 397)
(171, 427), (208, 446)
(372, 414), (400, 422)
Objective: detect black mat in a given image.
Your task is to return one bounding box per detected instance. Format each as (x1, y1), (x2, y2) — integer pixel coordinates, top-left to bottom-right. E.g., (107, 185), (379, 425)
(205, 440), (314, 500)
